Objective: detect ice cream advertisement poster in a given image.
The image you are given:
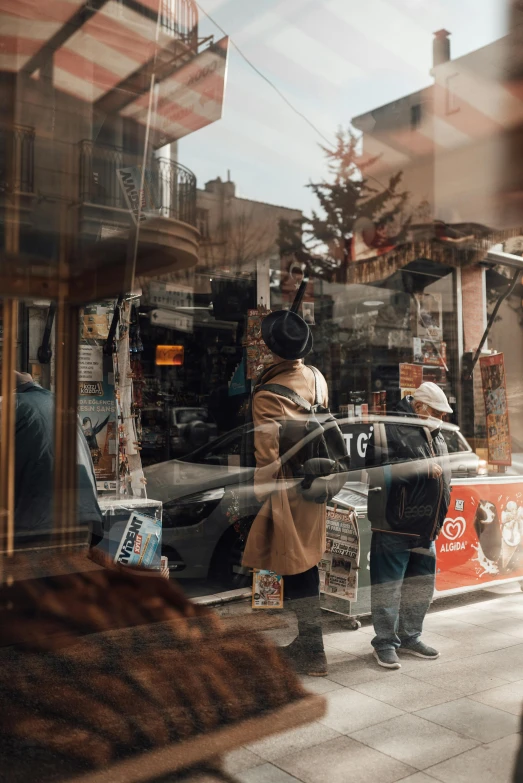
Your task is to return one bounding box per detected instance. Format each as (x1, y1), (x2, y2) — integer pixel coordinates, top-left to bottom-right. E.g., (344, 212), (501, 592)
(78, 352), (117, 485)
(436, 481), (523, 593)
(320, 506), (360, 601)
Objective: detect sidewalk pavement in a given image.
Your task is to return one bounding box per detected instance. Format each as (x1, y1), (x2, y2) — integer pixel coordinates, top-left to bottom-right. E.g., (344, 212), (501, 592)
(223, 584), (523, 783)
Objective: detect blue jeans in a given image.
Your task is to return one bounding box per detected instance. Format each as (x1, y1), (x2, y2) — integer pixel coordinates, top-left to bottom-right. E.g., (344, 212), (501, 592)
(370, 532), (436, 652)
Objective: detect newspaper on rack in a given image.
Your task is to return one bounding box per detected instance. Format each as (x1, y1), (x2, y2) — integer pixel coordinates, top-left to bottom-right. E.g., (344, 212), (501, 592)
(319, 505), (360, 601)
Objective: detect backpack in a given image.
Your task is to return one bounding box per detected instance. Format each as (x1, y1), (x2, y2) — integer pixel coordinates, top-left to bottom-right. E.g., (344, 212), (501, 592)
(246, 366), (350, 504)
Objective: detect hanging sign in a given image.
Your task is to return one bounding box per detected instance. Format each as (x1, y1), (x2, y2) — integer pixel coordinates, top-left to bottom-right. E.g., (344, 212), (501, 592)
(480, 353), (511, 466)
(399, 363), (423, 389)
(155, 344), (184, 366)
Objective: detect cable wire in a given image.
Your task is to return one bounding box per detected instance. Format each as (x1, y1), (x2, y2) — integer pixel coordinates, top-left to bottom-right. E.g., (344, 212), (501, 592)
(195, 1), (335, 148)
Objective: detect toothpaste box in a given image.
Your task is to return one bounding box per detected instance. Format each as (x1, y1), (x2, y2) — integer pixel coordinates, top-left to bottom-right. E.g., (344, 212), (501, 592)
(97, 498), (162, 570)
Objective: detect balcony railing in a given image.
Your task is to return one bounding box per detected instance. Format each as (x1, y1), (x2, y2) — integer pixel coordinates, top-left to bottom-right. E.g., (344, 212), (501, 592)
(0, 124), (35, 194)
(79, 141), (197, 227)
(161, 0), (198, 49)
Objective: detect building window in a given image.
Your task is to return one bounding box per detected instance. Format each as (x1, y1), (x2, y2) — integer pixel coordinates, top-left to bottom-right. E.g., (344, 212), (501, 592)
(446, 74), (460, 114)
(197, 208), (210, 239)
(410, 104), (422, 130)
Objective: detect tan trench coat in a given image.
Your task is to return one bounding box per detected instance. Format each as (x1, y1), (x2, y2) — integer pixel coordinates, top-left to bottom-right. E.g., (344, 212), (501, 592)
(242, 359), (328, 576)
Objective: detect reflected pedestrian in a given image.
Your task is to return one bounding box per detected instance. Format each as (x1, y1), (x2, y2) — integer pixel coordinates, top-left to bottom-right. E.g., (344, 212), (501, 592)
(369, 382), (452, 669)
(242, 310), (330, 677)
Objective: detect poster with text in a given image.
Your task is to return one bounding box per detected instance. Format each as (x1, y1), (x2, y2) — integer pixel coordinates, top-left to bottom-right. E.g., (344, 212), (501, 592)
(78, 355), (117, 486)
(480, 353), (511, 466)
(413, 337), (447, 367)
(415, 292), (443, 340)
(399, 363), (423, 389)
(320, 506), (360, 601)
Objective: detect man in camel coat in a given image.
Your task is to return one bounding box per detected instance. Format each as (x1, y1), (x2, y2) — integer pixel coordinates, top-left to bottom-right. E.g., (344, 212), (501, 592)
(242, 309), (329, 676)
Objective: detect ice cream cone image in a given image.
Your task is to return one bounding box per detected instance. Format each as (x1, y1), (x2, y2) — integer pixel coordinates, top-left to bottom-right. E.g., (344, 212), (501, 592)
(474, 500), (502, 565)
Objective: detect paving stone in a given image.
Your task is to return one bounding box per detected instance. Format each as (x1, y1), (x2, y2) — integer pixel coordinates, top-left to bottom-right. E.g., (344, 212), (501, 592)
(469, 679), (523, 716)
(349, 713), (479, 770)
(244, 721), (341, 762)
(319, 687), (404, 734)
(353, 674), (456, 712)
(425, 732), (521, 782)
(236, 763), (302, 783)
(326, 653), (395, 687)
(224, 748), (264, 775)
(404, 668), (508, 697)
(298, 675), (345, 694)
(415, 697), (520, 742)
(276, 735), (415, 783)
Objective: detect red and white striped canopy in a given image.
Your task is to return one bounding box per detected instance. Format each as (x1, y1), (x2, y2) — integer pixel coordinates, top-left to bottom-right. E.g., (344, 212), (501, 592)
(0, 0), (227, 143)
(121, 35), (229, 145)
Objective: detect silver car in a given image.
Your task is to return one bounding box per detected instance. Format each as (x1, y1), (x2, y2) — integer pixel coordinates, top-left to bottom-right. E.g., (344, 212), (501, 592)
(145, 416), (484, 589)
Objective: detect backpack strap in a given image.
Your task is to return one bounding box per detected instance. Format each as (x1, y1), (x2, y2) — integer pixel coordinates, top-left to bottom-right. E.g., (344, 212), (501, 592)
(255, 383), (312, 412)
(308, 366), (323, 406)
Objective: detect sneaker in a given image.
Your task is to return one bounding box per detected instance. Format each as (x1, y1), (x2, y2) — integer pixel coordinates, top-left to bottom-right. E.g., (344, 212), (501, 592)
(373, 648), (401, 669)
(399, 641), (440, 659)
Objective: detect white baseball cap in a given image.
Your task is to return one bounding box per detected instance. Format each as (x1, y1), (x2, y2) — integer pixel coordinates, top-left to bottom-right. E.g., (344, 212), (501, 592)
(412, 382), (453, 413)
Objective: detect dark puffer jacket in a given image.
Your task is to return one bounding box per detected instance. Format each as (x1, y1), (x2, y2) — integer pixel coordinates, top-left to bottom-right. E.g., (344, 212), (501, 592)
(372, 396), (451, 540)
(14, 376), (102, 543)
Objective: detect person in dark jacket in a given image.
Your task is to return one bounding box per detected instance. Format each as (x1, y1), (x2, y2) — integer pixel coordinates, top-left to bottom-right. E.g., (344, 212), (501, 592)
(11, 372), (102, 546)
(370, 382), (452, 669)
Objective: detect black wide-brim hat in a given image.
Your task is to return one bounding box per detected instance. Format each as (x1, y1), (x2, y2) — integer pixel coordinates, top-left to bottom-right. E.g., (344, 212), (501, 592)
(261, 310), (313, 360)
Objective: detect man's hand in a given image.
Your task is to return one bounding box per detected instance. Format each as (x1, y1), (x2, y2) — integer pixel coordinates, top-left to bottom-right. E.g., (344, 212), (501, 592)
(430, 463), (443, 479)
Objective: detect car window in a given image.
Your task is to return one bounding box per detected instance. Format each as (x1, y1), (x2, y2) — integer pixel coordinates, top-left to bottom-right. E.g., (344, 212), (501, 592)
(441, 429), (470, 454)
(187, 428), (247, 465)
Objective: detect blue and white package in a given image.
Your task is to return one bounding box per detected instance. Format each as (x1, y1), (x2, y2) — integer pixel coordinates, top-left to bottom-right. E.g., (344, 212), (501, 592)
(97, 498), (163, 570)
(114, 511), (162, 568)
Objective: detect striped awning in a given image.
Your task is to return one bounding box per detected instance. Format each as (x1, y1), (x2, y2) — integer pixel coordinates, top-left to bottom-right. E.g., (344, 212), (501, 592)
(0, 0), (226, 144)
(121, 35), (229, 145)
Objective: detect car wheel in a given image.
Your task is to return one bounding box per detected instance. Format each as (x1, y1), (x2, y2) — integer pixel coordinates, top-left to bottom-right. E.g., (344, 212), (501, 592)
(210, 523), (253, 590)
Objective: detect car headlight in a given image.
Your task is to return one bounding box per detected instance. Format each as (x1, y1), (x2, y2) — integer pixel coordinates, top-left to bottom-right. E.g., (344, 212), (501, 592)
(162, 488), (225, 528)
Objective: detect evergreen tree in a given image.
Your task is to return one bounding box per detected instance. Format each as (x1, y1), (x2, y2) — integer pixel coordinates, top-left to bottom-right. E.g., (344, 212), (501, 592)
(279, 127), (410, 282)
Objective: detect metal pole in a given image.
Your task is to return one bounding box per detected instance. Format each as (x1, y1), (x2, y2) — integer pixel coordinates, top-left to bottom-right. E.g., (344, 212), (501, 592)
(465, 269), (521, 379)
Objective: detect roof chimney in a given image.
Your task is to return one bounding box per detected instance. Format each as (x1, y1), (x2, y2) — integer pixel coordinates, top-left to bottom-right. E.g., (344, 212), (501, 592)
(433, 29), (451, 68)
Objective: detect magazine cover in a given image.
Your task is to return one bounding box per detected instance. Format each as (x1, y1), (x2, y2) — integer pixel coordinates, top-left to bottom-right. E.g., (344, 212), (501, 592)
(78, 352), (117, 487)
(320, 506), (360, 601)
(252, 570), (284, 609)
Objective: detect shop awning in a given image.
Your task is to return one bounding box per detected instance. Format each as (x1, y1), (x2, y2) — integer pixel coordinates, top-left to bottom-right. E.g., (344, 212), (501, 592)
(0, 0), (227, 146)
(345, 221), (523, 286)
(120, 35), (229, 147)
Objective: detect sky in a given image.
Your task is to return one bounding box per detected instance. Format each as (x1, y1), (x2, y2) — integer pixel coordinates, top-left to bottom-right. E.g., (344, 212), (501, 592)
(179, 0), (508, 215)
